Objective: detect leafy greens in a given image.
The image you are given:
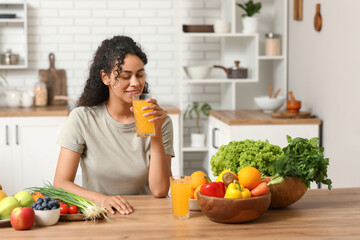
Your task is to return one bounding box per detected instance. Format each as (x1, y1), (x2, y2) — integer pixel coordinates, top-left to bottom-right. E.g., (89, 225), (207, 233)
(210, 139), (283, 177)
(274, 135), (332, 189)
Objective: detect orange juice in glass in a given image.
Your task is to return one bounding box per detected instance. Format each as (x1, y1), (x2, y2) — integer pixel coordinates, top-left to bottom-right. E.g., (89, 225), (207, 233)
(132, 93), (155, 137)
(170, 175), (191, 219)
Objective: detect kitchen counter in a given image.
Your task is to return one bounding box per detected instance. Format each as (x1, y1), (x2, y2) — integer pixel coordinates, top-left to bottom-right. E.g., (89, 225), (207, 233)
(0, 105), (180, 117)
(1, 188), (359, 239)
(210, 110), (322, 125)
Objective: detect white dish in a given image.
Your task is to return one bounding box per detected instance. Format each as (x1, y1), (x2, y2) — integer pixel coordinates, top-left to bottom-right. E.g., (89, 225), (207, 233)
(34, 208), (60, 226)
(183, 66), (212, 79)
(189, 199), (200, 211)
(254, 96), (285, 113)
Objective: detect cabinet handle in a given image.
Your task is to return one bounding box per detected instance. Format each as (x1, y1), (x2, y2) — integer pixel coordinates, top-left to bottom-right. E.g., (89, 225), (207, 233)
(212, 128), (219, 149)
(16, 125), (19, 145)
(5, 125), (9, 146)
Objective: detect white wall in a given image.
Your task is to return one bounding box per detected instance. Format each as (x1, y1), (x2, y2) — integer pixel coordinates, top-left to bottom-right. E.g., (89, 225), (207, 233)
(288, 0), (360, 188)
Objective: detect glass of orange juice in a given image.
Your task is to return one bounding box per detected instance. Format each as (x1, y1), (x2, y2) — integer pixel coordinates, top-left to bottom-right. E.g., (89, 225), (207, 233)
(170, 175), (191, 219)
(132, 93), (155, 137)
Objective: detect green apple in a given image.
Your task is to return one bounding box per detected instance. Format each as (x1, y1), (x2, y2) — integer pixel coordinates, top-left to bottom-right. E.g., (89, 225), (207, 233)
(14, 191), (35, 207)
(0, 196), (21, 219)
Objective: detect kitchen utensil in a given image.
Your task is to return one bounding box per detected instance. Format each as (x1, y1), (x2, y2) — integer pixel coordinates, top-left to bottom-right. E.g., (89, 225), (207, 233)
(39, 53), (67, 105)
(183, 66), (212, 79)
(293, 0), (303, 20)
(287, 91), (301, 113)
(59, 213), (86, 221)
(265, 33), (281, 56)
(268, 84), (273, 98)
(197, 192), (271, 223)
(0, 49), (19, 65)
(288, 91), (296, 102)
(272, 111), (312, 119)
(34, 208), (60, 226)
(213, 61), (248, 79)
(182, 25), (214, 33)
(273, 88), (281, 98)
(314, 4), (322, 32)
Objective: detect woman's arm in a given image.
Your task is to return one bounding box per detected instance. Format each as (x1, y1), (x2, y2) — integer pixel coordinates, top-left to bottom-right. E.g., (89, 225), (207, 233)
(144, 99), (172, 198)
(53, 147), (134, 215)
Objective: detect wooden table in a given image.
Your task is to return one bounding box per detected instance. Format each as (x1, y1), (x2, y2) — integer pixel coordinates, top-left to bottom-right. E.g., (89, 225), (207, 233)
(1, 188), (359, 239)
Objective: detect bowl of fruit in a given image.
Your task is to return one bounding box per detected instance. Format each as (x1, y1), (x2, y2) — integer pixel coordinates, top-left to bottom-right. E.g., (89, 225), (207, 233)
(196, 167), (278, 223)
(31, 197), (60, 226)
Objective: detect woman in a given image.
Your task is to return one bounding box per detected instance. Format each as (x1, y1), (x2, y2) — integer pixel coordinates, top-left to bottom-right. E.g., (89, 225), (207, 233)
(54, 36), (174, 215)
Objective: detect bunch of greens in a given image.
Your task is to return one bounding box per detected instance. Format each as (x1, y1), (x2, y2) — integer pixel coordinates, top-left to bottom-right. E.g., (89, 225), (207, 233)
(27, 182), (108, 221)
(210, 139), (283, 177)
(274, 135), (332, 189)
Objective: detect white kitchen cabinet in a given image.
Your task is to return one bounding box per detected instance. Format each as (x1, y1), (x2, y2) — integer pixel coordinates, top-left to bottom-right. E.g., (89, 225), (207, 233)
(0, 0), (28, 69)
(207, 114), (321, 188)
(0, 116), (67, 195)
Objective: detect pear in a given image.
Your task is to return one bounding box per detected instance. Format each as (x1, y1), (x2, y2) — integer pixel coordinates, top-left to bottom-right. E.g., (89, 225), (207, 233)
(14, 190), (35, 207)
(0, 196), (21, 219)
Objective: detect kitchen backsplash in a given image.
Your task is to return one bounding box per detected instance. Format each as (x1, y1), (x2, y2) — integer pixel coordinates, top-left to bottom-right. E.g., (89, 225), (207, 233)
(2, 0), (222, 174)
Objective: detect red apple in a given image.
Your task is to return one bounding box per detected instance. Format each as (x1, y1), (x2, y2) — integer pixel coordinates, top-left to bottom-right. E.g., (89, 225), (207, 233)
(10, 207), (35, 230)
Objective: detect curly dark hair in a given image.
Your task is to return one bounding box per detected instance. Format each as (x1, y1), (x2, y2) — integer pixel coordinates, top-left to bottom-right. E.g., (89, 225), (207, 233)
(78, 35), (148, 107)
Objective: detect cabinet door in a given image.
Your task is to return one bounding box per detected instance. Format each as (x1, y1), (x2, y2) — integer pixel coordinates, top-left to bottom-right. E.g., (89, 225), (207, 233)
(0, 118), (13, 194)
(11, 117), (67, 193)
(207, 116), (231, 180)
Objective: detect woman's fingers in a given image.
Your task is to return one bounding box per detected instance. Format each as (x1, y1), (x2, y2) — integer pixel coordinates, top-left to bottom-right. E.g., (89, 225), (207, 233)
(103, 196), (134, 215)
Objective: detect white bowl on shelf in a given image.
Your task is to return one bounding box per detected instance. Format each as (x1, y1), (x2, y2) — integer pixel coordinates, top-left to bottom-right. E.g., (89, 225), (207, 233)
(254, 96), (285, 113)
(183, 66), (212, 79)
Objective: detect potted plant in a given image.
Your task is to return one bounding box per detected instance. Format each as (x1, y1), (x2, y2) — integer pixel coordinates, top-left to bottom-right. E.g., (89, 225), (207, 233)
(236, 0), (262, 33)
(184, 101), (212, 147)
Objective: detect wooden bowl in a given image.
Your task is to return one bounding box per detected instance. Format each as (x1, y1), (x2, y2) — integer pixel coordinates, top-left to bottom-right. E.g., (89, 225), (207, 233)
(269, 177), (308, 209)
(197, 192), (271, 223)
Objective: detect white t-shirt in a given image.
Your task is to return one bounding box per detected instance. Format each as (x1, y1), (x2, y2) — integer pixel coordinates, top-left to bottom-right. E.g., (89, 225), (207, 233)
(57, 103), (174, 195)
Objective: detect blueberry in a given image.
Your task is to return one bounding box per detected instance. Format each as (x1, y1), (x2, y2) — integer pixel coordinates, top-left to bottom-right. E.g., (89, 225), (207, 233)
(45, 196), (51, 201)
(39, 206), (44, 210)
(31, 203), (36, 208)
(42, 202), (47, 207)
(37, 198), (43, 204)
(51, 206), (57, 210)
(44, 207), (49, 210)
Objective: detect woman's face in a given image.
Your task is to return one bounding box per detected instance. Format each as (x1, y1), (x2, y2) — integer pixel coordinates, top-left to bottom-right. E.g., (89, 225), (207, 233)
(102, 54), (145, 105)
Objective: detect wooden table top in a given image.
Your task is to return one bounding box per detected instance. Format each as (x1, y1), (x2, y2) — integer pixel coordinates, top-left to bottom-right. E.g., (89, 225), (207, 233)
(210, 110), (322, 125)
(1, 188), (359, 239)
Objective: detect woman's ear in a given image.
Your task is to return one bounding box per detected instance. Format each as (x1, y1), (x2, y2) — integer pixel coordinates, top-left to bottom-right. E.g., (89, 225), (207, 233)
(100, 70), (110, 85)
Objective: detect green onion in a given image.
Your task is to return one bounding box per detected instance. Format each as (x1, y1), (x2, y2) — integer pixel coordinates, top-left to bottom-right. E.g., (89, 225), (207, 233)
(27, 182), (109, 222)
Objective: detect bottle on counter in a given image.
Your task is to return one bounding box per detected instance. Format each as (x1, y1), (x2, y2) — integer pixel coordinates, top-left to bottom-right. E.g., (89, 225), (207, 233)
(33, 81), (47, 107)
(265, 33), (281, 56)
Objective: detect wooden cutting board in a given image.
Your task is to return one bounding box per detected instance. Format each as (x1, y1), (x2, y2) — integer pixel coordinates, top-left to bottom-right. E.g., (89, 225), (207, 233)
(39, 53), (67, 105)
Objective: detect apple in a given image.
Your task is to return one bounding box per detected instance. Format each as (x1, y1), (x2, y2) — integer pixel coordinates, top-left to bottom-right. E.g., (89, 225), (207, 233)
(10, 207), (35, 230)
(14, 190), (35, 207)
(0, 196), (21, 219)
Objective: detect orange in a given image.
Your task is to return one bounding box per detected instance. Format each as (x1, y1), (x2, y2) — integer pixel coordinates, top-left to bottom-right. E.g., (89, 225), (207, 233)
(238, 166), (262, 190)
(0, 190), (7, 202)
(32, 192), (45, 202)
(190, 187), (195, 199)
(190, 171), (209, 190)
(193, 184), (203, 200)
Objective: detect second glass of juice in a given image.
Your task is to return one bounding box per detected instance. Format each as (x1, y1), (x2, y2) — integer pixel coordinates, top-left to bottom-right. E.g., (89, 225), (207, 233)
(132, 93), (155, 137)
(170, 175), (191, 219)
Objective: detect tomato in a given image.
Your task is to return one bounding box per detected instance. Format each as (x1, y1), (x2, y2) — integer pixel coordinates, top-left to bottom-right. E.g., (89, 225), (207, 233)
(60, 204), (69, 214)
(69, 205), (78, 214)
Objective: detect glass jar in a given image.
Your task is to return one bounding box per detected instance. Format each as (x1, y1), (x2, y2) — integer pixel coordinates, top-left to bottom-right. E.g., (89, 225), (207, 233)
(33, 81), (48, 107)
(265, 33), (281, 56)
